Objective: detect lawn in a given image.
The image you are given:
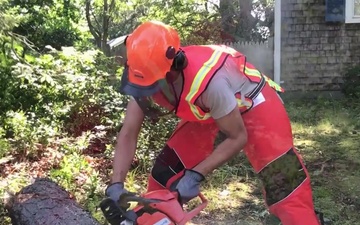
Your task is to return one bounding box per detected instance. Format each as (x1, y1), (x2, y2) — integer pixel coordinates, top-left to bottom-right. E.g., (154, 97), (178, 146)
(1, 97), (360, 225)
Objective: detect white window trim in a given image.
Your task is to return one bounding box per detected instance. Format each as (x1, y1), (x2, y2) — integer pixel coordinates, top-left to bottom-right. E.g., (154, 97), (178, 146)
(345, 0), (360, 23)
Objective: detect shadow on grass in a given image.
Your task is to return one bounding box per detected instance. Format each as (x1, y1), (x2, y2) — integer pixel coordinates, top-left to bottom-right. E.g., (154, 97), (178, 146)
(190, 98), (360, 225)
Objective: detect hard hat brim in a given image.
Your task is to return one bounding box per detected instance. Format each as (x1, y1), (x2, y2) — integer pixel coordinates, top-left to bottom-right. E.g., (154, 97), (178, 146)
(119, 67), (161, 97)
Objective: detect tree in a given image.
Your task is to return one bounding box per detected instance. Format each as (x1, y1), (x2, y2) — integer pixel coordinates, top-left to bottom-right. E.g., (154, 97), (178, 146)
(9, 0), (82, 51)
(0, 0), (31, 60)
(218, 0), (274, 42)
(85, 0), (116, 55)
(85, 0), (221, 53)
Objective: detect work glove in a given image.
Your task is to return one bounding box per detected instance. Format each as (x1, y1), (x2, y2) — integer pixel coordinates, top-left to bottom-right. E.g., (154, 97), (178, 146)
(102, 182), (137, 225)
(105, 182), (128, 204)
(171, 169), (205, 204)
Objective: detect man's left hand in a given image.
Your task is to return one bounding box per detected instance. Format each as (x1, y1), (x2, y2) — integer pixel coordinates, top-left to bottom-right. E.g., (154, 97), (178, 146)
(171, 169), (205, 204)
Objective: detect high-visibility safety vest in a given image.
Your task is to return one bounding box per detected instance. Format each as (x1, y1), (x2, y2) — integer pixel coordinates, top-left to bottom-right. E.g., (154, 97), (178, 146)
(174, 45), (284, 123)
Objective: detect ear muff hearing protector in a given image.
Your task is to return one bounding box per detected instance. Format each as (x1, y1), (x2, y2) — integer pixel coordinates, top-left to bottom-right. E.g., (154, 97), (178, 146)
(166, 46), (188, 71)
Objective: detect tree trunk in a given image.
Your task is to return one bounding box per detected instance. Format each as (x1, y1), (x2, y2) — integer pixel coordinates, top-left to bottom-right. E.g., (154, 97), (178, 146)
(4, 178), (101, 225)
(219, 0), (237, 38)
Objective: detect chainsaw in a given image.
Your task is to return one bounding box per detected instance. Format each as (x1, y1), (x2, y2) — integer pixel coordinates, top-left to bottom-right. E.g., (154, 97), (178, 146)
(100, 189), (208, 225)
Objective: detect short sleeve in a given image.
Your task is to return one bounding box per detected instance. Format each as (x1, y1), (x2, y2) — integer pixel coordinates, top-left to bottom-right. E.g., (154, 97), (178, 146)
(198, 77), (238, 120)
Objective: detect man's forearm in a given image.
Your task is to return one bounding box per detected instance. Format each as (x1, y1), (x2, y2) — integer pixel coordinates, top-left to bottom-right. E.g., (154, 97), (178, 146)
(111, 138), (137, 183)
(192, 136), (247, 176)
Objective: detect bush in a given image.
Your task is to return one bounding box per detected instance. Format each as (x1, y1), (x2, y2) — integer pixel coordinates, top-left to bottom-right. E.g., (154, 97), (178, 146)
(0, 46), (130, 158)
(0, 43), (177, 167)
(342, 65), (360, 98)
(3, 110), (56, 158)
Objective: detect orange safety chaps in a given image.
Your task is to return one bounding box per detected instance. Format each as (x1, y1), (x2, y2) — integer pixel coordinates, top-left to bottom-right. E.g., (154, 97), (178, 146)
(147, 84), (321, 225)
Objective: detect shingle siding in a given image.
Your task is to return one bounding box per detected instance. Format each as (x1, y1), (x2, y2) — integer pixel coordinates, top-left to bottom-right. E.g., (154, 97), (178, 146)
(281, 0), (360, 91)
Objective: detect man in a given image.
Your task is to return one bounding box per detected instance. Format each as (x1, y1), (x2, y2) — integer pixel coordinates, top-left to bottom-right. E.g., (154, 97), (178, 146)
(104, 20), (322, 225)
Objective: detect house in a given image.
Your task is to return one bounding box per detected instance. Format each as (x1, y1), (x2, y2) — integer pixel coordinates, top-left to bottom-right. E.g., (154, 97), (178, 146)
(278, 0), (360, 93)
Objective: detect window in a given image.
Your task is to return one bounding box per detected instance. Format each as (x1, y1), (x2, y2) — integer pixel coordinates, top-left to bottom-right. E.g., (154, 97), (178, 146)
(346, 0), (360, 23)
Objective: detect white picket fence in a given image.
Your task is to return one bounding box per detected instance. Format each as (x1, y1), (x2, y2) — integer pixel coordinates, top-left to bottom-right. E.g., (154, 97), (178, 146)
(221, 38), (274, 79)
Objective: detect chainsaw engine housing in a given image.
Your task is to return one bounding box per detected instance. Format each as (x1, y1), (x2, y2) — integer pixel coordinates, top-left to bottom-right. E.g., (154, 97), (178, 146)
(101, 189), (207, 225)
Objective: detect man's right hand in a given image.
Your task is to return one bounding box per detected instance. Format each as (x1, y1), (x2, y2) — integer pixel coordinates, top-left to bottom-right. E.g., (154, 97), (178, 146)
(105, 182), (128, 203)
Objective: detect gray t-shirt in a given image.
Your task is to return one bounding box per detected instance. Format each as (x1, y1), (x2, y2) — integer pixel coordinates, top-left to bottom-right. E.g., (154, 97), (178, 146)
(195, 57), (258, 120)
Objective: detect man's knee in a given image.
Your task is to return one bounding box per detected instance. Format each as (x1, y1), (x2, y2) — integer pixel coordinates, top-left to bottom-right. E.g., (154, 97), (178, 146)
(258, 148), (308, 206)
(150, 145), (185, 187)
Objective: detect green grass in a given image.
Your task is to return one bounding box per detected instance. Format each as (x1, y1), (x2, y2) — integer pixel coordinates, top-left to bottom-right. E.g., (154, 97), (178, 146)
(190, 98), (360, 225)
(1, 98), (360, 225)
(286, 99), (360, 225)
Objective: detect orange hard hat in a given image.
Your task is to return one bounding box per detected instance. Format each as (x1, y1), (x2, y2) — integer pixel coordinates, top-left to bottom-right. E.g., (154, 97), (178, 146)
(120, 20), (181, 97)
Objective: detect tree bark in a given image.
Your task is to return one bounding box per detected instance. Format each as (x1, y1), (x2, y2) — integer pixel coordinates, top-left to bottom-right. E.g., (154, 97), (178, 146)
(4, 178), (101, 225)
(85, 0), (102, 49)
(219, 0), (237, 38)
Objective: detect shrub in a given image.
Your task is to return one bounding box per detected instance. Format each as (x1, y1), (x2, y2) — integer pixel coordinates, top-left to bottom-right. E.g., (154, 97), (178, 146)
(0, 46), (128, 158)
(0, 42), (177, 171)
(2, 110), (57, 158)
(342, 65), (360, 98)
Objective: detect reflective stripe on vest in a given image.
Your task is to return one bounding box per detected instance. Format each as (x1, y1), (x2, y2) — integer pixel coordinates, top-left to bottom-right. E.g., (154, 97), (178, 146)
(185, 53), (274, 120)
(243, 61), (284, 93)
(185, 49), (223, 120)
(188, 94), (254, 121)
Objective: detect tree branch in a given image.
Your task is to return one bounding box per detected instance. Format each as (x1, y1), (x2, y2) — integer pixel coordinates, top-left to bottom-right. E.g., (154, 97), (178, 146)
(85, 0), (100, 42)
(6, 31), (37, 52)
(8, 33), (31, 66)
(91, 8), (102, 31)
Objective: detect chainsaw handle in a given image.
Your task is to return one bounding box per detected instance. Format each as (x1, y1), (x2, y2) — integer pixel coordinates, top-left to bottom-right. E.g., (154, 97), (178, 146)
(179, 193), (208, 225)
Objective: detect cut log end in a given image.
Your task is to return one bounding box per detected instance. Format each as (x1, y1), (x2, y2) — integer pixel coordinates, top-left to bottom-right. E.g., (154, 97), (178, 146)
(4, 177), (102, 225)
